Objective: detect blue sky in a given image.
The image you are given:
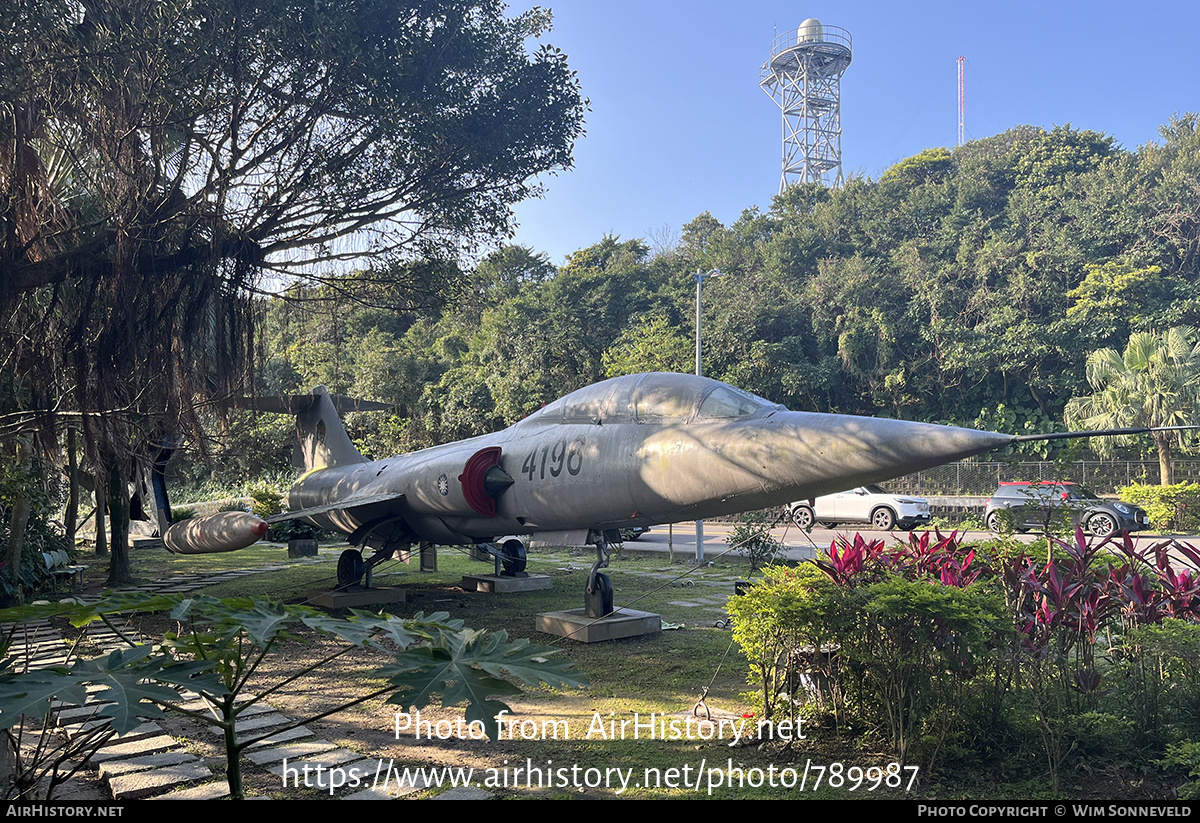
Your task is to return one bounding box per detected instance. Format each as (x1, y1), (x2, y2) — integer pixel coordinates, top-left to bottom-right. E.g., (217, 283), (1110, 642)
(505, 0), (1200, 265)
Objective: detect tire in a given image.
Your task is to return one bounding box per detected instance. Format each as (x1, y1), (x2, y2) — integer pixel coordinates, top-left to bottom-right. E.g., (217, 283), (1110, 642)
(585, 572), (614, 619)
(791, 505), (814, 530)
(871, 507), (896, 531)
(336, 549), (364, 589)
(1088, 512), (1118, 537)
(986, 512), (1002, 533)
(499, 538), (527, 575)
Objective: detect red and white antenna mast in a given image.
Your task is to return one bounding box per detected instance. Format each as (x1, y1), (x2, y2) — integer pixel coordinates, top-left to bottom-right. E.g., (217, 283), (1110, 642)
(957, 55), (965, 146)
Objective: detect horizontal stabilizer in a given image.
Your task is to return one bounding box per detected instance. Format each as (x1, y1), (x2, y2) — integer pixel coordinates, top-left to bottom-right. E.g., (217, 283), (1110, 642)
(228, 393), (391, 414)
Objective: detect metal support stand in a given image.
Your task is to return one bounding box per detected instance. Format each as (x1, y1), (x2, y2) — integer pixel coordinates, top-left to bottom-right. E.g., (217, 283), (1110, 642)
(585, 534), (614, 618)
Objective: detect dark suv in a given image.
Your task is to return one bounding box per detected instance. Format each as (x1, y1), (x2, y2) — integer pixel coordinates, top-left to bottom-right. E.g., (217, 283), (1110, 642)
(984, 481), (1149, 536)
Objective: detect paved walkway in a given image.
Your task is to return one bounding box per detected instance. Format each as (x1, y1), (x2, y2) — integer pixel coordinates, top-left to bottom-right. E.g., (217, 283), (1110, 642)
(8, 548), (759, 801)
(5, 560), (451, 800)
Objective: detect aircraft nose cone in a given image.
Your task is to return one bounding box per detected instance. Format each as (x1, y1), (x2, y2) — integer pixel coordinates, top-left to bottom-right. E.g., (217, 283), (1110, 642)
(766, 411), (1013, 498)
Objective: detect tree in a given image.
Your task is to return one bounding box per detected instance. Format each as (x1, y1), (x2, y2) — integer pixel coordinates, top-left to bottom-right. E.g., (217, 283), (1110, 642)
(601, 315), (692, 377)
(1065, 328), (1200, 484)
(1, 0), (585, 300)
(0, 0), (584, 582)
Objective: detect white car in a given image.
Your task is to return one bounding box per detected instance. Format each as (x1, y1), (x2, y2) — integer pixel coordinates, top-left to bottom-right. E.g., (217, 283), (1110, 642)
(788, 485), (931, 531)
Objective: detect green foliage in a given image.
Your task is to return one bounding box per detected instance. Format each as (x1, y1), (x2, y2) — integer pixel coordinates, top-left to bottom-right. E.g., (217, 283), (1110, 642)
(726, 564), (843, 722)
(847, 577), (1005, 763)
(881, 147), (953, 185)
(1114, 620), (1200, 749)
(1013, 125), (1114, 193)
(1160, 740), (1200, 799)
(1066, 327), (1200, 483)
(726, 511), (784, 573)
(1066, 261), (1174, 347)
(601, 315), (693, 378)
(0, 458), (67, 599)
(730, 550), (1006, 767)
(0, 593), (587, 799)
(169, 507), (197, 524)
(731, 528), (1200, 785)
(269, 518), (318, 542)
(1118, 482), (1200, 533)
(927, 512), (986, 532)
(248, 487), (283, 518)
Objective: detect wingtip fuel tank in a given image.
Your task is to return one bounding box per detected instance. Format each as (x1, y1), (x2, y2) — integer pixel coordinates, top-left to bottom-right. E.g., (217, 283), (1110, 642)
(164, 512), (269, 554)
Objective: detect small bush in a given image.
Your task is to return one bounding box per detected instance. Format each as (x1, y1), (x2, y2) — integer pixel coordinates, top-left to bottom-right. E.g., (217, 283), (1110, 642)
(1118, 482), (1200, 533)
(727, 511), (783, 573)
(248, 486), (284, 518)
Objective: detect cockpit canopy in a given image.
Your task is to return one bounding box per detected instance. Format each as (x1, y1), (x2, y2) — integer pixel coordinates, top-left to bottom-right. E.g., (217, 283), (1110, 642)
(528, 372), (782, 425)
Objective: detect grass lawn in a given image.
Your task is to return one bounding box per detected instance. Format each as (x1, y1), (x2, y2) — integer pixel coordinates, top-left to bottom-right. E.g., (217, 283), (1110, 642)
(45, 539), (1163, 799)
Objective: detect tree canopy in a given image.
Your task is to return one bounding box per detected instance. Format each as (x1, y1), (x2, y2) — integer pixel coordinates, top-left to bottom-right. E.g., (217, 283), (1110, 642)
(1066, 328), (1200, 484)
(0, 0), (586, 584)
(2, 0), (586, 299)
(238, 117), (1200, 479)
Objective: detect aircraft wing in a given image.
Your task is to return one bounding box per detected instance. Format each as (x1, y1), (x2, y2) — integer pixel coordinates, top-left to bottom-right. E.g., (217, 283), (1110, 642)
(263, 492), (408, 524)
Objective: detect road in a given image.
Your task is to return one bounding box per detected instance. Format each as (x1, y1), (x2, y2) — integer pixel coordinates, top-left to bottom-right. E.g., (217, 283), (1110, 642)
(625, 521), (1198, 564)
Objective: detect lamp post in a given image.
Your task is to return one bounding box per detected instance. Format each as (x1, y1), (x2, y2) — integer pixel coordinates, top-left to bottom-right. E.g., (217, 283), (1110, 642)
(692, 267), (721, 562)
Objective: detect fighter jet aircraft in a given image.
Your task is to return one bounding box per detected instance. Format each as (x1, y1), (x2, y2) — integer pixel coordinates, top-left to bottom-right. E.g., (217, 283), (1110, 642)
(164, 371), (1186, 615)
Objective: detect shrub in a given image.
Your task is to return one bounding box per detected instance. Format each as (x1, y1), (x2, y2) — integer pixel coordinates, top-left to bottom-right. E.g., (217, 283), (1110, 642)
(1118, 482), (1200, 533)
(248, 486), (284, 518)
(727, 511), (784, 573)
(0, 593), (587, 799)
(727, 564), (845, 724)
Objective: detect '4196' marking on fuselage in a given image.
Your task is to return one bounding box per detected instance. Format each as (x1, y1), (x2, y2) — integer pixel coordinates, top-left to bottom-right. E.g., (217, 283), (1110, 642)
(522, 438), (584, 482)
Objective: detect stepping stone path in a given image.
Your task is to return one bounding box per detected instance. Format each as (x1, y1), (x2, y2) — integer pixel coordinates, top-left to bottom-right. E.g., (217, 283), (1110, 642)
(5, 558), (488, 800)
(7, 556), (744, 800)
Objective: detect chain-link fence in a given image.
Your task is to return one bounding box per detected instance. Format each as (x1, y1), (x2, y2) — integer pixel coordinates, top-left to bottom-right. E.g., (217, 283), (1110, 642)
(884, 460), (1200, 497)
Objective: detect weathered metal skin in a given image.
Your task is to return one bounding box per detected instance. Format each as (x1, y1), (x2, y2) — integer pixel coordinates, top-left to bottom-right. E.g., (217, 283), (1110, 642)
(164, 512), (269, 554)
(284, 373), (1014, 548)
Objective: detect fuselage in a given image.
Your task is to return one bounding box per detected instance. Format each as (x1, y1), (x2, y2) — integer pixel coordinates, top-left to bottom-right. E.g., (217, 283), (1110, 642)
(289, 373), (1014, 545)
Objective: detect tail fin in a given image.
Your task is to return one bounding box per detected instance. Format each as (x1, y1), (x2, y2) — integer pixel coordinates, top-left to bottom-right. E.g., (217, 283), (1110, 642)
(234, 387), (389, 471)
(293, 386), (371, 471)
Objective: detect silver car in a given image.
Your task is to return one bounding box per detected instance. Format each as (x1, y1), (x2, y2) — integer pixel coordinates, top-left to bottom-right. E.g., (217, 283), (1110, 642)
(788, 485), (931, 531)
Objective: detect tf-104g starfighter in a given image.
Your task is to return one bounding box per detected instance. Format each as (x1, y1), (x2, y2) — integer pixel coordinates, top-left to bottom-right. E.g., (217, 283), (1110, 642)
(164, 371), (1181, 614)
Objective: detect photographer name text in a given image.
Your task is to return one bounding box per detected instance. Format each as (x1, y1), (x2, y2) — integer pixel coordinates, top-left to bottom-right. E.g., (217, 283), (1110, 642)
(395, 710), (805, 746)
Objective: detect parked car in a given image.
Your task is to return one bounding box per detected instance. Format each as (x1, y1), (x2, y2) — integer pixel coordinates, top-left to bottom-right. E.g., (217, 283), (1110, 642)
(620, 527), (650, 541)
(788, 485), (931, 531)
(984, 481), (1149, 536)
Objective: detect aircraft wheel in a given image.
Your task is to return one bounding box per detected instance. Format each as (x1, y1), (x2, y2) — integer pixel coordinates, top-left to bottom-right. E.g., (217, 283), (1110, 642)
(500, 538), (527, 575)
(585, 572), (613, 619)
(336, 549), (364, 589)
(791, 505), (814, 530)
(1088, 512), (1118, 538)
(871, 507), (896, 531)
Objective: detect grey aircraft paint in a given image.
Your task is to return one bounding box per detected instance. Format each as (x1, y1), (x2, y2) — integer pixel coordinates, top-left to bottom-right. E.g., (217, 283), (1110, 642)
(276, 372), (1012, 550)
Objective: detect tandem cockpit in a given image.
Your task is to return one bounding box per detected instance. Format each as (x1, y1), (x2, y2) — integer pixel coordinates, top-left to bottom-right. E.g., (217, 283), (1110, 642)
(520, 372), (784, 427)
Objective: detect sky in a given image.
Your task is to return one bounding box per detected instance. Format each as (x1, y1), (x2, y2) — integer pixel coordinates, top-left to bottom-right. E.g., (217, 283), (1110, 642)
(504, 0), (1200, 265)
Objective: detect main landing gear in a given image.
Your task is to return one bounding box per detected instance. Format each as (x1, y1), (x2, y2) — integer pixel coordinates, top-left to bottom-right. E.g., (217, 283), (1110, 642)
(584, 530), (616, 619)
(471, 538), (529, 578)
(336, 549), (364, 589)
(497, 538), (527, 576)
(335, 545), (403, 590)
